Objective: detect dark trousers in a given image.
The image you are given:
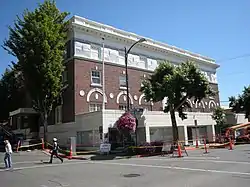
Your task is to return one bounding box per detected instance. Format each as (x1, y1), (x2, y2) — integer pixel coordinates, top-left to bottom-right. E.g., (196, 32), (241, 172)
(4, 153), (12, 168)
(49, 150), (63, 163)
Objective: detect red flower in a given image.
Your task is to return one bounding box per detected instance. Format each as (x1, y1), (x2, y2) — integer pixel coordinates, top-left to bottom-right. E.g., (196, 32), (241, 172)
(116, 112), (136, 133)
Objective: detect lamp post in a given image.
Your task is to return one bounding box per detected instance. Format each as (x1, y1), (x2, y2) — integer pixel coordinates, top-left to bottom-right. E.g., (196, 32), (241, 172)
(125, 38), (146, 112)
(133, 108), (144, 147)
(101, 38), (106, 143)
(193, 115), (199, 148)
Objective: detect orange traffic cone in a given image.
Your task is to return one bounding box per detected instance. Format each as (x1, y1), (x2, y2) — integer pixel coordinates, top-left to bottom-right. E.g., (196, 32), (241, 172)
(229, 138), (233, 150)
(41, 138), (44, 150)
(177, 143), (182, 157)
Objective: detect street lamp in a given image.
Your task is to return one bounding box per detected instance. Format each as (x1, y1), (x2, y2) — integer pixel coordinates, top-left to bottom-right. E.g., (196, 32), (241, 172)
(133, 108), (144, 147)
(125, 38), (146, 112)
(193, 115), (199, 148)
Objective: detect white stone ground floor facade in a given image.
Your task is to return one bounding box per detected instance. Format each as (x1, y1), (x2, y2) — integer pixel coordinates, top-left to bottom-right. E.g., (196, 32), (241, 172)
(12, 110), (248, 150)
(35, 110), (232, 149)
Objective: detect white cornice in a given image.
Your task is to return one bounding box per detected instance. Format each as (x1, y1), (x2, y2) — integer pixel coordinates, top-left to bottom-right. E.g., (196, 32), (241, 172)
(68, 15), (219, 69)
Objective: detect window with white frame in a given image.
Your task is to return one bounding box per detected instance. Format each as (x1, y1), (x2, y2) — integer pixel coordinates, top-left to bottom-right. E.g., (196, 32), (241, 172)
(91, 70), (101, 85)
(119, 76), (127, 88)
(118, 51), (125, 65)
(91, 45), (101, 60)
(55, 105), (62, 124)
(89, 103), (102, 112)
(119, 105), (127, 111)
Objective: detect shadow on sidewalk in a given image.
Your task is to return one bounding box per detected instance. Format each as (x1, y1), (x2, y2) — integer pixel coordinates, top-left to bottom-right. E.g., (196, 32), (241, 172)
(90, 154), (116, 160)
(89, 154), (133, 160)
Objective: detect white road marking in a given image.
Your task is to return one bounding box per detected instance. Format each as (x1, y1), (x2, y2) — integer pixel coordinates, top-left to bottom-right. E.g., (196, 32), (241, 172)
(1, 159), (250, 176)
(160, 156), (220, 160)
(138, 158), (250, 165)
(0, 161), (84, 172)
(0, 160), (82, 166)
(0, 161), (41, 165)
(93, 161), (250, 176)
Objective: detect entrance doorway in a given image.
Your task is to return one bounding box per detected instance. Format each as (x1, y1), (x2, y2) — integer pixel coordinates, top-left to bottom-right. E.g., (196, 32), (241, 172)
(187, 126), (208, 145)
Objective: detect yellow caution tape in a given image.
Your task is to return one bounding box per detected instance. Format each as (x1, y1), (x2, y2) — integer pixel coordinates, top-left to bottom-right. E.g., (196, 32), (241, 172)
(19, 143), (42, 149)
(75, 150), (98, 154)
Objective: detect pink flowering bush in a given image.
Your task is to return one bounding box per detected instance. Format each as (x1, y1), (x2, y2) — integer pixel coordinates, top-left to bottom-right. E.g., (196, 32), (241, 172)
(116, 112), (136, 133)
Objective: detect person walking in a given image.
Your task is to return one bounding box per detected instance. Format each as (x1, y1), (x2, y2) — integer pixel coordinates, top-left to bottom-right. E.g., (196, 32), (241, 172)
(4, 140), (13, 169)
(49, 138), (63, 164)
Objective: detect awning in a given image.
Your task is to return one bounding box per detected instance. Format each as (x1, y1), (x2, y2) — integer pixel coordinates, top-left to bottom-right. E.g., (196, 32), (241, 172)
(9, 108), (38, 117)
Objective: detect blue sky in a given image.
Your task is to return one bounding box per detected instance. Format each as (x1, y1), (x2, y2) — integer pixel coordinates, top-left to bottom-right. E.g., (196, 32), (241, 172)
(0, 0), (249, 106)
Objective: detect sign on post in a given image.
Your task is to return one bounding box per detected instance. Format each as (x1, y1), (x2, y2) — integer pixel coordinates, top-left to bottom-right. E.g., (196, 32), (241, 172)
(100, 143), (111, 154)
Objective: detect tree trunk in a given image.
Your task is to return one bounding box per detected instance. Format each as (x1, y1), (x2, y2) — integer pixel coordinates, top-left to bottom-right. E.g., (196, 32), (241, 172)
(43, 113), (48, 145)
(170, 110), (179, 144)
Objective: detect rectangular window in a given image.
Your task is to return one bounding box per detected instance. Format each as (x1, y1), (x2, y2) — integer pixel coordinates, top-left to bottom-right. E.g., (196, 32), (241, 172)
(119, 76), (127, 88)
(91, 70), (101, 85)
(91, 45), (100, 60)
(119, 105), (127, 111)
(89, 103), (102, 112)
(55, 105), (62, 124)
(118, 51), (125, 65)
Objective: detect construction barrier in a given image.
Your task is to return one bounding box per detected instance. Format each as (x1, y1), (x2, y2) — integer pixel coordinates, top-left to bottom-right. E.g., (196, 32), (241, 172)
(17, 142), (43, 151)
(13, 134), (240, 161)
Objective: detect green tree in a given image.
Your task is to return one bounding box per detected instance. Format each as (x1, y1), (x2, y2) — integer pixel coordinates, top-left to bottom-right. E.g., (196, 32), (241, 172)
(211, 106), (226, 134)
(140, 61), (214, 142)
(2, 0), (69, 142)
(229, 86), (250, 121)
(0, 65), (25, 121)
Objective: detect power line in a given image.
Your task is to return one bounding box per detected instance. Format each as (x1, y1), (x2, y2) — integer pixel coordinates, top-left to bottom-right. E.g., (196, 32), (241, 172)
(220, 101), (230, 103)
(217, 53), (250, 63)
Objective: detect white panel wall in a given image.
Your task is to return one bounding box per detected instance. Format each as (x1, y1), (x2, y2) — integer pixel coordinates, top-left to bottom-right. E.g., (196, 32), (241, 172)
(39, 112), (103, 146)
(102, 110), (215, 129)
(74, 31), (218, 74)
(34, 110), (248, 147)
(225, 113), (248, 125)
(142, 111), (215, 127)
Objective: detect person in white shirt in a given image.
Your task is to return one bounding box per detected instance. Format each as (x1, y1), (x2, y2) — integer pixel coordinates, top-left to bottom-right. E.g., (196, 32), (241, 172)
(4, 140), (13, 169)
(49, 138), (63, 164)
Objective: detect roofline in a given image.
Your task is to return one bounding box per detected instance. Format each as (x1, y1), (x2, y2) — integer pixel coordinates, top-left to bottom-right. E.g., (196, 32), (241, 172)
(69, 15), (218, 68)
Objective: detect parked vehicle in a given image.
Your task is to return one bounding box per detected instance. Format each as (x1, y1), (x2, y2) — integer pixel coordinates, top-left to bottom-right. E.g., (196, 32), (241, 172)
(225, 122), (250, 143)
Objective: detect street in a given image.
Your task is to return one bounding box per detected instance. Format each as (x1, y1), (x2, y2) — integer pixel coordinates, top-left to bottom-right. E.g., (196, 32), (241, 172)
(1, 145), (250, 187)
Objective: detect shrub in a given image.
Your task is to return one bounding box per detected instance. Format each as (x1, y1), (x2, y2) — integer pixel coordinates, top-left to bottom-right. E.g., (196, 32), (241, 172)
(127, 141), (164, 156)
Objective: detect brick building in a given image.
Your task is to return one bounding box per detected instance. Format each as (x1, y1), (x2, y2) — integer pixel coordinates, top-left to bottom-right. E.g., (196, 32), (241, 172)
(11, 16), (223, 147)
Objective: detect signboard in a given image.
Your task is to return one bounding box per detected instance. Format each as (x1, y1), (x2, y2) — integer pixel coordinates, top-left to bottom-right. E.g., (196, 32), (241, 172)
(161, 142), (172, 152)
(100, 143), (111, 153)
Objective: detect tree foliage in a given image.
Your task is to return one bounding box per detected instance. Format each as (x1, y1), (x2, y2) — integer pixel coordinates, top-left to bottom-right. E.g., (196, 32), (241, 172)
(212, 106), (226, 127)
(2, 0), (69, 141)
(140, 61), (214, 142)
(229, 86), (250, 120)
(211, 106), (227, 134)
(0, 64), (25, 121)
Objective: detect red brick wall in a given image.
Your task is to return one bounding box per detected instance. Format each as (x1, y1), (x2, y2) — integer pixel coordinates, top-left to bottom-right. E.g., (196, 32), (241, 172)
(74, 58), (162, 115)
(61, 60), (75, 123)
(62, 58), (220, 123)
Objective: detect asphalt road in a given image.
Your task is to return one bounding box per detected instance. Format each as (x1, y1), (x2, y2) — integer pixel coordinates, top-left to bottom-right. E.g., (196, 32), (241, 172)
(0, 145), (250, 187)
